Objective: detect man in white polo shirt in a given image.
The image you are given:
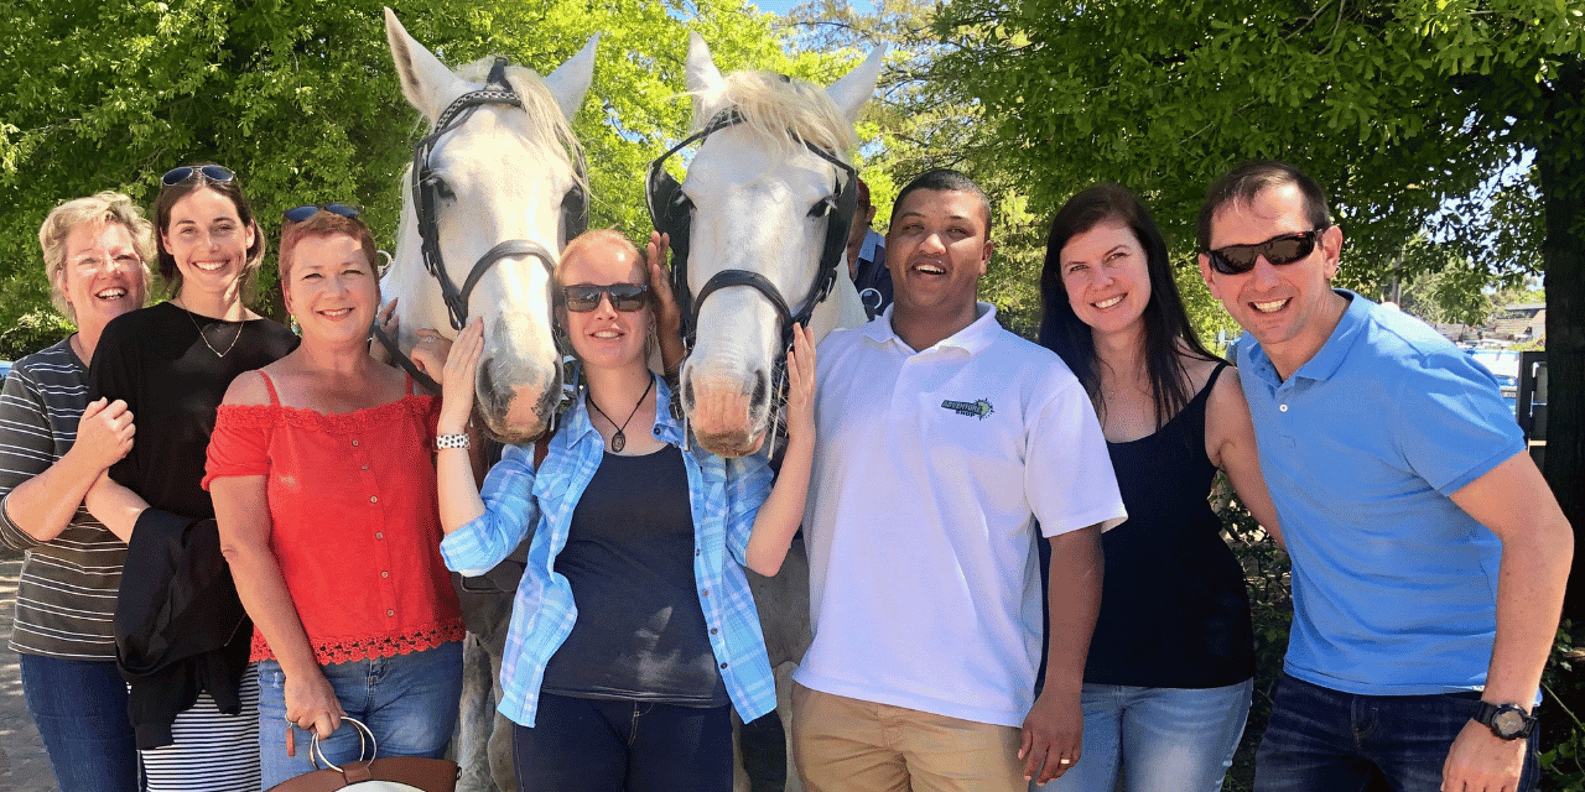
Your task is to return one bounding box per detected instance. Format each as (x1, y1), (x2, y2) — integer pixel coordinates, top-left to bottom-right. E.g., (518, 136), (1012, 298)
(791, 169), (1127, 791)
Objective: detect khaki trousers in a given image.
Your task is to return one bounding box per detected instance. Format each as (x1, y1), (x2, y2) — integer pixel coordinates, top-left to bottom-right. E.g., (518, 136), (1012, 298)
(791, 683), (1024, 792)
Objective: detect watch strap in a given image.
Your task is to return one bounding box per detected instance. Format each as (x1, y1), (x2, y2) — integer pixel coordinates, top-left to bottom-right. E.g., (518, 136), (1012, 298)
(1473, 701), (1535, 740)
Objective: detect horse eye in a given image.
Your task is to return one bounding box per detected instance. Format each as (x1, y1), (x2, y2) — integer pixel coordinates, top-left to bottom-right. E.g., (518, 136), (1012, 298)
(807, 196), (835, 218)
(428, 176), (455, 201)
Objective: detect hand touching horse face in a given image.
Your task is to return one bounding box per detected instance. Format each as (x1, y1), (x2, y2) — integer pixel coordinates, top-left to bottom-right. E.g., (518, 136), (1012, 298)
(666, 34), (882, 457)
(383, 9), (596, 442)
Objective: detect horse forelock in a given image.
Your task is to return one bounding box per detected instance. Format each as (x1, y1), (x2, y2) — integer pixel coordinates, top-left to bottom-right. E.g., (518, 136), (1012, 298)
(435, 56), (587, 194)
(702, 71), (856, 161)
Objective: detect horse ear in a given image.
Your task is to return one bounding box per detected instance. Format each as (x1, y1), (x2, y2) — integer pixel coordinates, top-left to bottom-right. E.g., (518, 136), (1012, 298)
(543, 34), (600, 123)
(685, 31), (728, 125)
(825, 45), (887, 126)
(385, 7), (466, 121)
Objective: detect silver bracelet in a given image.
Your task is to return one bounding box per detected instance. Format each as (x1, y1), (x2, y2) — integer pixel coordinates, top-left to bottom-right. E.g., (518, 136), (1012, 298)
(435, 432), (471, 450)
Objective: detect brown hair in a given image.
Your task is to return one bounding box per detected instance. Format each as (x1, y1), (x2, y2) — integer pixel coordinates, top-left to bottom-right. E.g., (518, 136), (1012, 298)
(279, 210), (379, 282)
(38, 192), (154, 321)
(152, 163), (265, 296)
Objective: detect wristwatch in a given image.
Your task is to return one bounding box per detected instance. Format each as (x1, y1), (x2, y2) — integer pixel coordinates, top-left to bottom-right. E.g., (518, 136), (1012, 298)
(436, 432), (471, 450)
(1473, 702), (1536, 740)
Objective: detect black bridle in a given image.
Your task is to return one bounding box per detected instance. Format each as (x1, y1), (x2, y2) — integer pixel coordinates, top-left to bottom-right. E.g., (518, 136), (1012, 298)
(645, 109), (857, 355)
(378, 57), (589, 392)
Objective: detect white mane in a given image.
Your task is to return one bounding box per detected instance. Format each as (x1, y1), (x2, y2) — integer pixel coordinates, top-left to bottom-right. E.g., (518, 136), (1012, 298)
(450, 56), (588, 194)
(699, 70), (857, 161)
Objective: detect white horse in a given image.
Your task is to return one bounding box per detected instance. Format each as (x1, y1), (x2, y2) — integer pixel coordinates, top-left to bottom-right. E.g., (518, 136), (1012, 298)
(652, 34), (884, 792)
(382, 10), (596, 792)
(661, 34), (883, 459)
(383, 7), (596, 444)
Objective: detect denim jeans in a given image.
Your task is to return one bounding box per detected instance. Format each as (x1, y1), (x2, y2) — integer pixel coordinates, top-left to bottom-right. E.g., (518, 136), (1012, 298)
(19, 654), (141, 792)
(1034, 679), (1252, 792)
(511, 692), (733, 792)
(1254, 673), (1539, 792)
(255, 641), (463, 788)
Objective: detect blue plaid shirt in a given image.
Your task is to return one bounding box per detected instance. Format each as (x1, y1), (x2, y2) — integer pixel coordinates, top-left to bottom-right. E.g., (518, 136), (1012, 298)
(440, 375), (778, 727)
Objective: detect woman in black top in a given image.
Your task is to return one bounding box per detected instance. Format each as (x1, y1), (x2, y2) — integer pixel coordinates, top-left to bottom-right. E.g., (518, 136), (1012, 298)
(1034, 184), (1281, 792)
(86, 165), (298, 792)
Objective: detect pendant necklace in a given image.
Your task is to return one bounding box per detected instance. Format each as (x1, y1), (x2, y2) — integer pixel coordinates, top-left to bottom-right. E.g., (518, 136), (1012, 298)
(176, 299), (243, 358)
(586, 377), (655, 453)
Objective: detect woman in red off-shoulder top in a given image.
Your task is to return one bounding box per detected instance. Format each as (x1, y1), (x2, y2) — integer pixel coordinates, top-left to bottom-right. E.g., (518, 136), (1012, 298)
(204, 207), (466, 787)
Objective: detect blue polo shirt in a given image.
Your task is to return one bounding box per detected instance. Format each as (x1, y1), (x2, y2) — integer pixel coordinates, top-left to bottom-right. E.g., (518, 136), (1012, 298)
(1237, 290), (1525, 696)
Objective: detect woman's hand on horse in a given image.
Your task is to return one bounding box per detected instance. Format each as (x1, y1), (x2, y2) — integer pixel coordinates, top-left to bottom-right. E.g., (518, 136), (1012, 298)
(439, 317), (484, 434)
(785, 323), (816, 442)
(284, 668), (344, 741)
(410, 327), (454, 382)
(647, 231), (687, 372)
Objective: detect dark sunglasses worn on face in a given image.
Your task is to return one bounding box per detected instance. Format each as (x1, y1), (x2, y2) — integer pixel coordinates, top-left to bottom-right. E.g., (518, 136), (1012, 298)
(1205, 228), (1327, 275)
(160, 165), (235, 187)
(563, 284), (650, 312)
(283, 203), (362, 223)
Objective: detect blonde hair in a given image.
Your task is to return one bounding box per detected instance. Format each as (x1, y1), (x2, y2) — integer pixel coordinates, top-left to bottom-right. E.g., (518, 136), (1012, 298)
(555, 229), (645, 288)
(38, 192), (155, 321)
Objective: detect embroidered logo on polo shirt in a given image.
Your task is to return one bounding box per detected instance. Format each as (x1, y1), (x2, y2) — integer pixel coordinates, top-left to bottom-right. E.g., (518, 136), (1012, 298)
(940, 398), (994, 420)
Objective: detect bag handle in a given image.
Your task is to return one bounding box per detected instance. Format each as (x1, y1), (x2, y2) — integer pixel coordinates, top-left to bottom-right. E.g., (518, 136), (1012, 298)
(309, 716), (377, 771)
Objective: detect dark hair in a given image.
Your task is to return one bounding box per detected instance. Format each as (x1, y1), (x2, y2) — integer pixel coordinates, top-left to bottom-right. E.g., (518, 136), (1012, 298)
(1195, 160), (1333, 251)
(1039, 183), (1220, 428)
(278, 210), (380, 282)
(890, 168), (993, 236)
(153, 163), (265, 297)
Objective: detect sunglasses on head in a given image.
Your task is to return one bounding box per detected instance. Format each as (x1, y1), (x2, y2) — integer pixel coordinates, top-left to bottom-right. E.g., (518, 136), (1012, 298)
(562, 284), (649, 312)
(160, 165), (235, 187)
(283, 203), (362, 223)
(1205, 228), (1327, 275)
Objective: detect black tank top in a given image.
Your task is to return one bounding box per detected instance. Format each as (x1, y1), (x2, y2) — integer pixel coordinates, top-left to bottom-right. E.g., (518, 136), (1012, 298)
(1083, 363), (1255, 688)
(540, 445), (728, 706)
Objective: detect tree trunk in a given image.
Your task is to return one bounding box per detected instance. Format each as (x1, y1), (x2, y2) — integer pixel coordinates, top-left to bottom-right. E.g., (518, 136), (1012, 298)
(1535, 58), (1585, 622)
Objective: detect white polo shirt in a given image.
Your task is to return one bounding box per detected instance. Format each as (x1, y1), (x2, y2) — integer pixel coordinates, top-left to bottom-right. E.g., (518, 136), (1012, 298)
(795, 304), (1126, 728)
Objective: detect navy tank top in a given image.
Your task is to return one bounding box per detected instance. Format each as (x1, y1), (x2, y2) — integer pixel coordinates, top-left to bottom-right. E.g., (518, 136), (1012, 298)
(1083, 363), (1256, 688)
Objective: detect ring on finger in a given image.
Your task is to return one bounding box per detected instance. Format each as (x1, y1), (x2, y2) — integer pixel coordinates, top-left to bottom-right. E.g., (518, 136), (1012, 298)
(1059, 758), (1072, 765)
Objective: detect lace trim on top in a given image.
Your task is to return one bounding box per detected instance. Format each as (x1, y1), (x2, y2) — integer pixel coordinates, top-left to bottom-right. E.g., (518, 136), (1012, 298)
(216, 393), (434, 435)
(252, 618), (466, 665)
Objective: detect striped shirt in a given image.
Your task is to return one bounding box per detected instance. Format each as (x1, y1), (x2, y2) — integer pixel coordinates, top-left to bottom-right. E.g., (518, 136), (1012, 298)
(0, 339), (127, 659)
(440, 374), (778, 728)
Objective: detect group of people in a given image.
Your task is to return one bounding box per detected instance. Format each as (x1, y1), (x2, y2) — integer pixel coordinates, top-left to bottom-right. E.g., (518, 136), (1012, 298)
(0, 156), (1570, 792)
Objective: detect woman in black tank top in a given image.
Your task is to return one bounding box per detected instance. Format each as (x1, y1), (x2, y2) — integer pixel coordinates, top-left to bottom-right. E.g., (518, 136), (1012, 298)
(1032, 184), (1283, 792)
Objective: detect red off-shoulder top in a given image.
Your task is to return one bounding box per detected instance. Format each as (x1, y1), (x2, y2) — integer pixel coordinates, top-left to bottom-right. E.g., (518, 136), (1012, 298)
(203, 374), (464, 665)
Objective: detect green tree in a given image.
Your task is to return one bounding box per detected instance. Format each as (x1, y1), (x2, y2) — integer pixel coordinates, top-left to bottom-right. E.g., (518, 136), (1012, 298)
(0, 0), (815, 351)
(934, 0), (1585, 614)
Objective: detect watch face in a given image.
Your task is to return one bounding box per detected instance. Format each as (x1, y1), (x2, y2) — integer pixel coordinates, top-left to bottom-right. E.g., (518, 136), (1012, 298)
(1494, 709), (1527, 737)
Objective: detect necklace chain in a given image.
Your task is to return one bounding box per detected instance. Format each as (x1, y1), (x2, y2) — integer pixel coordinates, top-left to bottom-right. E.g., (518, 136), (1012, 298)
(176, 300), (243, 358)
(586, 376), (655, 453)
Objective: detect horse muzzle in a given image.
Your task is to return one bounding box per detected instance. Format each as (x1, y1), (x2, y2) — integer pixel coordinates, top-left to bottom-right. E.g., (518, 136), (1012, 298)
(683, 365), (769, 458)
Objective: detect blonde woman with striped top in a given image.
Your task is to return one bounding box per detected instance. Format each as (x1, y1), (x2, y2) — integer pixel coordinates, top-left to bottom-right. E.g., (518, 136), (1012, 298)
(0, 191), (152, 792)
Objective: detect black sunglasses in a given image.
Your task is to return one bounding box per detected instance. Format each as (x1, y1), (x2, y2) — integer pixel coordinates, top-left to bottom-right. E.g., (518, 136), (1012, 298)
(563, 284), (650, 312)
(283, 203), (362, 223)
(160, 165), (235, 187)
(1205, 229), (1326, 275)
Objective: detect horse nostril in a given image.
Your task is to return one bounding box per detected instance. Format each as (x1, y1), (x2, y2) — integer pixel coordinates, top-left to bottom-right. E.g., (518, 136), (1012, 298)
(683, 378), (695, 409)
(751, 370), (768, 410)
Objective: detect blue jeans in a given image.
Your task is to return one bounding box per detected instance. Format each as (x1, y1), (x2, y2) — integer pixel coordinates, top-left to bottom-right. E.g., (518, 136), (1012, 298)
(511, 692), (733, 792)
(1254, 673), (1539, 792)
(19, 654), (141, 792)
(255, 641), (463, 789)
(1034, 679), (1252, 792)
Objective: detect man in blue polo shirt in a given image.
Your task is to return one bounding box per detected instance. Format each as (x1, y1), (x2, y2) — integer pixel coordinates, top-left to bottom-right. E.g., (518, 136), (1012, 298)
(1195, 160), (1572, 792)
